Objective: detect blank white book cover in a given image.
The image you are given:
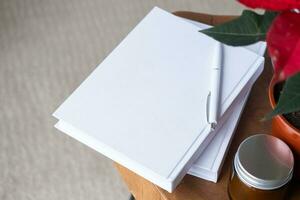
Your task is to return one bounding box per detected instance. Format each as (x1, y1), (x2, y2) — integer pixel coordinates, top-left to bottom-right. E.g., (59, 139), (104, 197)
(53, 7), (264, 192)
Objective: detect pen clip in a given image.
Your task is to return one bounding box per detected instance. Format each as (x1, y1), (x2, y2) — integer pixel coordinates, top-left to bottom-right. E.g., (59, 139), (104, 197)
(206, 91), (217, 131)
(206, 91), (211, 124)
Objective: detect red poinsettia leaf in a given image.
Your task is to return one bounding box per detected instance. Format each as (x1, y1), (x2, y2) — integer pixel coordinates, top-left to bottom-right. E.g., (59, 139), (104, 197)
(238, 0), (300, 11)
(267, 11), (300, 81)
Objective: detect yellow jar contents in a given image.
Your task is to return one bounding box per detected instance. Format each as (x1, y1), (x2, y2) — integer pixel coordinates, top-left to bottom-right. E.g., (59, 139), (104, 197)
(228, 134), (294, 200)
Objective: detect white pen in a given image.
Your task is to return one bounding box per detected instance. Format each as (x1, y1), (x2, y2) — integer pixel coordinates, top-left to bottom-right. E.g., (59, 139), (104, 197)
(208, 42), (223, 130)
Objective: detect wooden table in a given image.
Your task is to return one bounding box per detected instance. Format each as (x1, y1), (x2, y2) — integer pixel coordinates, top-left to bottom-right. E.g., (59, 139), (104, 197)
(115, 12), (300, 200)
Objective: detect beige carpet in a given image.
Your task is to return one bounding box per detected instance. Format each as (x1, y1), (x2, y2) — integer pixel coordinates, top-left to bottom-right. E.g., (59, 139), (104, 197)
(0, 1), (243, 199)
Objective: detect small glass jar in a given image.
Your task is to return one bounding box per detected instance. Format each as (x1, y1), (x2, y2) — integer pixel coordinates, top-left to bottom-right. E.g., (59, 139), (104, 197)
(228, 134), (294, 200)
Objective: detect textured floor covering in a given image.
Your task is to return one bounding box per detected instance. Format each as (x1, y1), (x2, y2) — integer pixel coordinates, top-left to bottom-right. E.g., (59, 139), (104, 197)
(0, 1), (243, 199)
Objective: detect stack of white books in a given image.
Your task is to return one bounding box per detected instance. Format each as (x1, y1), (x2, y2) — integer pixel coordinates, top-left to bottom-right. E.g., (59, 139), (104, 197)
(53, 7), (266, 192)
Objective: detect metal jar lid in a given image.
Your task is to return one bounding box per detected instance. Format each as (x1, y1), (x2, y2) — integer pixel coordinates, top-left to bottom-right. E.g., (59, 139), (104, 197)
(234, 134), (294, 190)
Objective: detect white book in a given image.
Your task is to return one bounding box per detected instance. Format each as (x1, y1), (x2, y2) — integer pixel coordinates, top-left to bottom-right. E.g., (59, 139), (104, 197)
(53, 7), (264, 192)
(185, 19), (266, 182)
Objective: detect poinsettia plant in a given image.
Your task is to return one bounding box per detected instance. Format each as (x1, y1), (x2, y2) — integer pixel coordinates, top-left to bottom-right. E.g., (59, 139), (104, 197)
(200, 0), (300, 120)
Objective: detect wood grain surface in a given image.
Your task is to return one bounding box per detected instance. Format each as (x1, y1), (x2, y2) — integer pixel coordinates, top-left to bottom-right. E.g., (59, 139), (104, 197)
(115, 12), (300, 200)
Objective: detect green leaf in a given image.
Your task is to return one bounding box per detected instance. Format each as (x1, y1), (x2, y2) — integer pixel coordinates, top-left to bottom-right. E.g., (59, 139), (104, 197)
(200, 10), (278, 46)
(265, 73), (300, 120)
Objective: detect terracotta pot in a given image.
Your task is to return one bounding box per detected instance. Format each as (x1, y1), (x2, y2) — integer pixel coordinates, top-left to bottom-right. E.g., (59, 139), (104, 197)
(268, 76), (300, 178)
